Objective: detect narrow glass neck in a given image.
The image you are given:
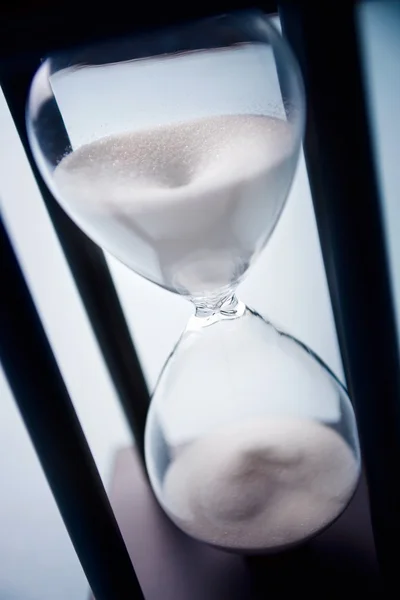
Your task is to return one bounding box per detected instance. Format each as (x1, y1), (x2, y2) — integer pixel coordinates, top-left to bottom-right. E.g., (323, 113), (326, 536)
(189, 292), (246, 328)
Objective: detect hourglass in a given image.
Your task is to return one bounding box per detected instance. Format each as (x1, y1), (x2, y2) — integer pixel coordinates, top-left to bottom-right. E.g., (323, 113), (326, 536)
(27, 11), (360, 553)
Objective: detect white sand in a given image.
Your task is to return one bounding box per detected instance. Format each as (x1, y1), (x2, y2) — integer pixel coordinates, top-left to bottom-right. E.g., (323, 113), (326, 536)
(54, 114), (295, 294)
(163, 418), (359, 551)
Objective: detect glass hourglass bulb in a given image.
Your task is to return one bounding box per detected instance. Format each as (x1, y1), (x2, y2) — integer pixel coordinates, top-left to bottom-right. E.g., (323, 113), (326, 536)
(27, 11), (360, 553)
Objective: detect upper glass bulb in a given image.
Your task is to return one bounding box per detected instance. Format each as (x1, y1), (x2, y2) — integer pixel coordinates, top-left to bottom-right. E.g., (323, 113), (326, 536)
(27, 12), (304, 302)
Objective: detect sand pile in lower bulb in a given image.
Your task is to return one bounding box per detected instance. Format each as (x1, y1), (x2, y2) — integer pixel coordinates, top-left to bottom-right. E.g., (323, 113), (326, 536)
(163, 418), (359, 551)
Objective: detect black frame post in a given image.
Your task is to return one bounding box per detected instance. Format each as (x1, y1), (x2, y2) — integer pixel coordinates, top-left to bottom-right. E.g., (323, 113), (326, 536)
(279, 0), (400, 582)
(0, 218), (144, 600)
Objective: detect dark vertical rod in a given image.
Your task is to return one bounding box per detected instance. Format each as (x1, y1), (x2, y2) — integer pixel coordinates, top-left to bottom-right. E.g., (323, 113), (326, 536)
(0, 217), (144, 600)
(279, 1), (400, 583)
(0, 3), (277, 60)
(0, 60), (149, 462)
